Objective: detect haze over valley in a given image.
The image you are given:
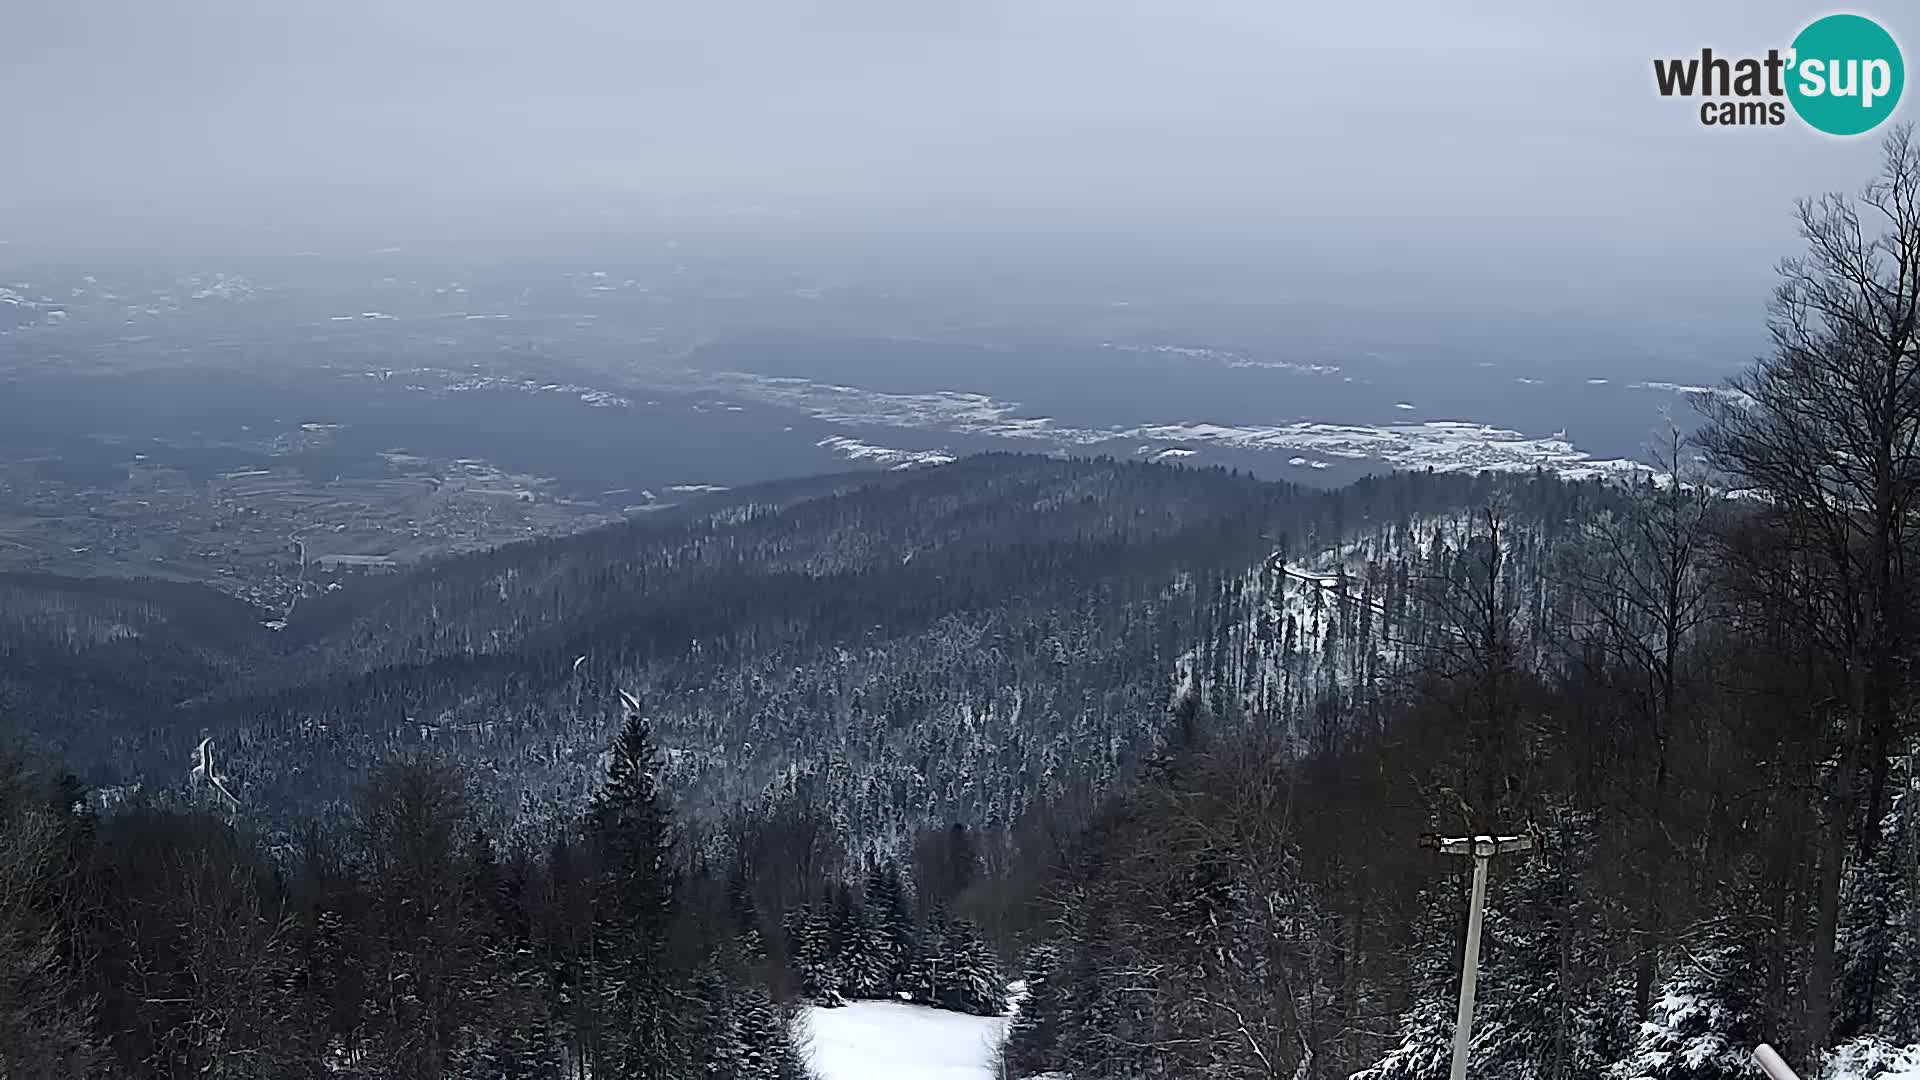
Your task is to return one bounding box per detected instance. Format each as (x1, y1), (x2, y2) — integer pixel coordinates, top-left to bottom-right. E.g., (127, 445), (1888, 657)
(7, 3), (1919, 1079)
(0, 233), (1759, 600)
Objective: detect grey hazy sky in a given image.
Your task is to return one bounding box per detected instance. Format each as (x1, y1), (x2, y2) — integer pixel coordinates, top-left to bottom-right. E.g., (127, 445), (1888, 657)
(0, 0), (1904, 311)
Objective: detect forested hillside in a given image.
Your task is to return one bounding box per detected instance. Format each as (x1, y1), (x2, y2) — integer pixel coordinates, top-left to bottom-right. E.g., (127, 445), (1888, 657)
(9, 122), (1920, 1080)
(0, 451), (1625, 1079)
(0, 449), (1592, 1077)
(3, 453), (1550, 842)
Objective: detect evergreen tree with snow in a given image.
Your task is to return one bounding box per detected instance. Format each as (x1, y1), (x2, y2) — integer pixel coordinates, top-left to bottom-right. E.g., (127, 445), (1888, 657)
(1475, 827), (1632, 1080)
(906, 912), (947, 1005)
(1839, 759), (1920, 1044)
(1005, 942), (1064, 1076)
(834, 889), (892, 999)
(587, 695), (687, 1078)
(454, 833), (562, 1080)
(1353, 879), (1467, 1080)
(864, 863), (918, 995)
(686, 958), (748, 1080)
(734, 987), (810, 1080)
(1610, 922), (1772, 1080)
(786, 903), (845, 1006)
(931, 917), (1007, 1016)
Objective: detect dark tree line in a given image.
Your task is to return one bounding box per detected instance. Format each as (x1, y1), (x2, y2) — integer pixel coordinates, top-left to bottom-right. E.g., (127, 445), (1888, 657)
(777, 827), (1008, 1017)
(0, 695), (817, 1079)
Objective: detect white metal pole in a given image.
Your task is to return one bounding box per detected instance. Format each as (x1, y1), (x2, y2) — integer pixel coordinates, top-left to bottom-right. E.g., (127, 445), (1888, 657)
(1754, 1045), (1801, 1080)
(1449, 853), (1491, 1080)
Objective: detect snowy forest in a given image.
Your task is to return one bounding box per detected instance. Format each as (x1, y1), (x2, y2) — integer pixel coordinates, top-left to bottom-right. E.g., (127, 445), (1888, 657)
(8, 130), (1920, 1080)
(0, 687), (1023, 1077)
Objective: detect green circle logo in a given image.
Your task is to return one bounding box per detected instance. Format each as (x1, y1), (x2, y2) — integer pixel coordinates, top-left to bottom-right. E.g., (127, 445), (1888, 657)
(1788, 14), (1904, 136)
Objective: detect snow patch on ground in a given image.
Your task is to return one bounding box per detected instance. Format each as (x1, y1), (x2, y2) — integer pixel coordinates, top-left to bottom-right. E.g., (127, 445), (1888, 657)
(1826, 1037), (1920, 1080)
(710, 372), (1649, 479)
(817, 435), (959, 470)
(187, 273), (255, 300)
(415, 372), (631, 408)
(1629, 381), (1754, 407)
(1127, 420), (1646, 479)
(804, 1002), (1010, 1080)
(1102, 343), (1342, 375)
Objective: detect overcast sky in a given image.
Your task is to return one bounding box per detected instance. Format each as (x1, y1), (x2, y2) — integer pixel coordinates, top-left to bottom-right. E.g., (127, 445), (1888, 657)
(1, 0), (1905, 322)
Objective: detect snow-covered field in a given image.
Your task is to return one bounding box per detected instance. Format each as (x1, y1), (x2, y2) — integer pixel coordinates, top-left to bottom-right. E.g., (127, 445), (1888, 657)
(804, 1002), (1011, 1080)
(707, 369), (1653, 479)
(817, 435), (960, 470)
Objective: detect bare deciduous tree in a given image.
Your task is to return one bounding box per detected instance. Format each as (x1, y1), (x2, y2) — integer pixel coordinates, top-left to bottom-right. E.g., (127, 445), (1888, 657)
(1699, 122), (1920, 1051)
(0, 752), (97, 1079)
(1561, 430), (1720, 1014)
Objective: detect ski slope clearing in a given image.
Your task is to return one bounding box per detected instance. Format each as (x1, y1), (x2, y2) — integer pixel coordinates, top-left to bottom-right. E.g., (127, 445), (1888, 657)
(804, 1001), (1011, 1080)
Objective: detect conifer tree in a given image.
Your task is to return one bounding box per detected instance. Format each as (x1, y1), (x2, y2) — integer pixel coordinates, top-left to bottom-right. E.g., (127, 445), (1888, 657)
(785, 904), (844, 1006)
(1838, 756), (1920, 1043)
(587, 694), (686, 1078)
(939, 917), (1008, 1016)
(864, 863), (917, 995)
(734, 987), (808, 1080)
(687, 959), (747, 1080)
(1005, 942), (1064, 1076)
(1610, 923), (1772, 1080)
(834, 889), (891, 999)
(1352, 880), (1464, 1080)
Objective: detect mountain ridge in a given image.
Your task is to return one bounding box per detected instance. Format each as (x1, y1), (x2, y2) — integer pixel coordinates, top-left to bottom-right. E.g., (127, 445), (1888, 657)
(1, 452), (1604, 850)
